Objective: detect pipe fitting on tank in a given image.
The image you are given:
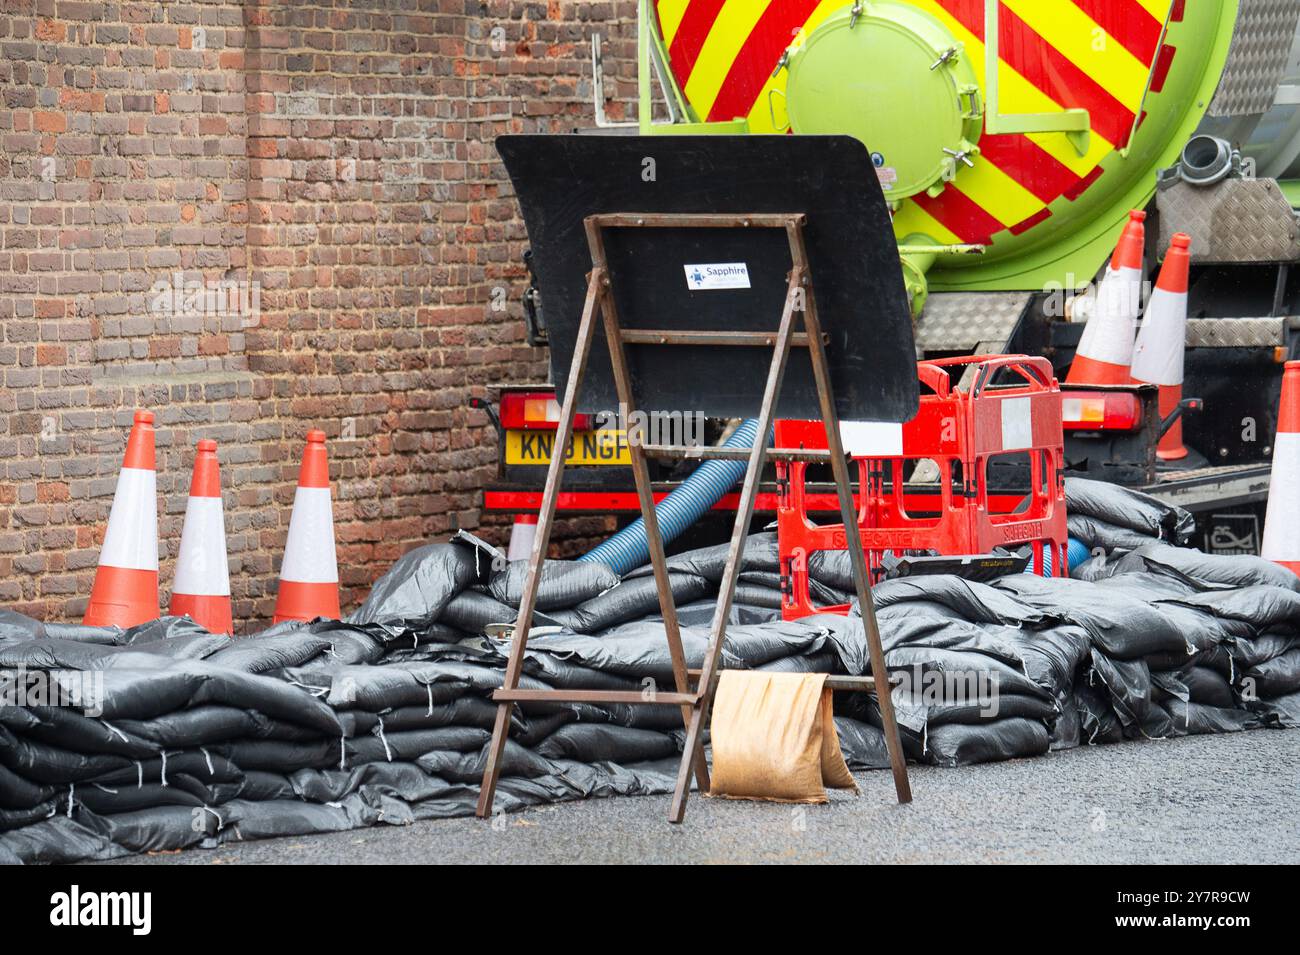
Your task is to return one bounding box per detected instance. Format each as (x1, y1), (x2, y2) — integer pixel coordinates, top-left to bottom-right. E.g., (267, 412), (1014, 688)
(1178, 134), (1239, 186)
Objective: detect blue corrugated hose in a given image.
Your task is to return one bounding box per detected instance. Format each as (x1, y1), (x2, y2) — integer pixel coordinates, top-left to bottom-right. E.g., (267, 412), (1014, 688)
(579, 418), (764, 576)
(1026, 537), (1090, 577)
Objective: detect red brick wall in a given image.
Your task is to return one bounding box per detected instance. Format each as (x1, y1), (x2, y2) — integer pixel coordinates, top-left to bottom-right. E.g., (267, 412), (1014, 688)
(0, 0), (635, 630)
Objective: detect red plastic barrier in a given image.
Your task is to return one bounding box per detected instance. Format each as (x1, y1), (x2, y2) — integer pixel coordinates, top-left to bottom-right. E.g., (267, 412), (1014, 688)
(776, 355), (1068, 620)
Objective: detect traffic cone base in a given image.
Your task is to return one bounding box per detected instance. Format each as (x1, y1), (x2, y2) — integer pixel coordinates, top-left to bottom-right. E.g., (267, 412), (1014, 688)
(1155, 384), (1189, 462)
(273, 580), (342, 624)
(170, 593), (234, 635)
(1065, 353), (1134, 387)
(273, 430), (340, 624)
(170, 440), (233, 635)
(85, 566), (159, 629)
(84, 411), (159, 629)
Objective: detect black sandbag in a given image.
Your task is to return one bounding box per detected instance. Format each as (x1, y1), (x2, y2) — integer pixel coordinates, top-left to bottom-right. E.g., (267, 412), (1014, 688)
(1239, 647), (1300, 699)
(548, 573), (711, 633)
(623, 532), (780, 582)
(883, 647), (1054, 708)
(487, 559), (620, 610)
(922, 717), (1051, 766)
(74, 782), (207, 815)
(1122, 542), (1300, 593)
(0, 726), (133, 785)
(0, 761), (56, 810)
(1075, 675), (1126, 744)
(1230, 629), (1299, 669)
(1064, 476), (1195, 543)
(670, 599), (783, 627)
(348, 541), (482, 632)
(732, 582), (784, 609)
(0, 609), (47, 644)
(204, 631), (335, 674)
(535, 724), (678, 763)
(286, 661), (480, 711)
(19, 706), (157, 759)
(872, 575), (1050, 628)
(1253, 692), (1300, 726)
(120, 616), (231, 658)
(834, 716), (891, 770)
(439, 589), (564, 634)
(1158, 699), (1262, 736)
(347, 726), (491, 765)
(1067, 513), (1159, 552)
(1152, 665), (1236, 709)
(525, 614), (864, 683)
(1162, 586), (1300, 634)
(739, 570), (848, 607)
(994, 575), (1189, 659)
(0, 637), (135, 670)
(1086, 649), (1178, 740)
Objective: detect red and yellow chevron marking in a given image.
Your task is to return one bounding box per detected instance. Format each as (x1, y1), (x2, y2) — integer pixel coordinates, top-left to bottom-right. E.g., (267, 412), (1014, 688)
(652, 0), (1177, 246)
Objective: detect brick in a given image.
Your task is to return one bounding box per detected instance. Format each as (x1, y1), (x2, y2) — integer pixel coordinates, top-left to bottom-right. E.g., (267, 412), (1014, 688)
(3, 0), (630, 627)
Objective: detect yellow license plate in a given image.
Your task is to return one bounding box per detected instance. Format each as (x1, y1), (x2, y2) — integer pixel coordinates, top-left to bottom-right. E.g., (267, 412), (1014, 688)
(505, 429), (631, 466)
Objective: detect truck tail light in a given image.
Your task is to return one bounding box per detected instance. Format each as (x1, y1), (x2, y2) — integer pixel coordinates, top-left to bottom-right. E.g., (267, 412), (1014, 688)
(1061, 391), (1142, 431)
(499, 391), (593, 430)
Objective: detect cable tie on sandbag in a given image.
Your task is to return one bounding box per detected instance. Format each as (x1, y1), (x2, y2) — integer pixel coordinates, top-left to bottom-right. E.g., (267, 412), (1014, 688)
(199, 805), (224, 829)
(135, 760), (143, 789)
(339, 735), (347, 770)
(159, 750), (169, 787)
(101, 720), (129, 743)
(93, 783), (119, 794)
(376, 714), (392, 761)
(200, 747), (215, 777)
(426, 682), (435, 716)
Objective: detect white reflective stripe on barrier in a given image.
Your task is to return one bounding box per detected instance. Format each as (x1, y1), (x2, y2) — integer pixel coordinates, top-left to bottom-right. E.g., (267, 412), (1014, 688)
(999, 396), (1033, 451)
(1261, 432), (1300, 561)
(840, 420), (903, 456)
(173, 496), (230, 596)
(280, 485), (338, 583)
(1130, 290), (1188, 386)
(99, 467), (159, 571)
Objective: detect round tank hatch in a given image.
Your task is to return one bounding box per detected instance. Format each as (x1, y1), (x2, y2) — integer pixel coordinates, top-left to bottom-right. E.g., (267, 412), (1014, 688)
(785, 1), (981, 200)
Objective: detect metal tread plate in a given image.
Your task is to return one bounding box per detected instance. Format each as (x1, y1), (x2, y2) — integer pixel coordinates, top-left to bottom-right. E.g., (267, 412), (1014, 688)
(914, 291), (1032, 352)
(1156, 178), (1300, 263)
(1184, 316), (1289, 347)
(1209, 0), (1300, 118)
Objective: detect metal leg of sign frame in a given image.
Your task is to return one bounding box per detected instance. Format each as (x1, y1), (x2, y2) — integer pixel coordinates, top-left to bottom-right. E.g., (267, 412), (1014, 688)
(476, 212), (911, 824)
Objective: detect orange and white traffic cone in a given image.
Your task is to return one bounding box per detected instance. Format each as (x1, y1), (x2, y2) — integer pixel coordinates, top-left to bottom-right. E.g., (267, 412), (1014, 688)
(507, 514), (538, 561)
(273, 429), (340, 624)
(169, 439), (233, 635)
(1131, 233), (1192, 461)
(1067, 209), (1146, 386)
(1261, 361), (1300, 576)
(84, 410), (159, 628)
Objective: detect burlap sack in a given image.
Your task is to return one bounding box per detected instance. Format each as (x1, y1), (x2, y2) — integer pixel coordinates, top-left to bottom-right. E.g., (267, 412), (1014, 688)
(707, 671), (858, 803)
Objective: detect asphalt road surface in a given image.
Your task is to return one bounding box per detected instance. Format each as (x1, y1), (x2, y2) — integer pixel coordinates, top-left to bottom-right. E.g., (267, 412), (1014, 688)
(105, 729), (1299, 865)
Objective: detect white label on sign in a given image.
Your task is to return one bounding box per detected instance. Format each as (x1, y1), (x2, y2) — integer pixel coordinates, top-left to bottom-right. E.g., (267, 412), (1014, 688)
(876, 167), (898, 191)
(840, 421), (903, 456)
(1000, 396), (1033, 450)
(684, 262), (751, 290)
